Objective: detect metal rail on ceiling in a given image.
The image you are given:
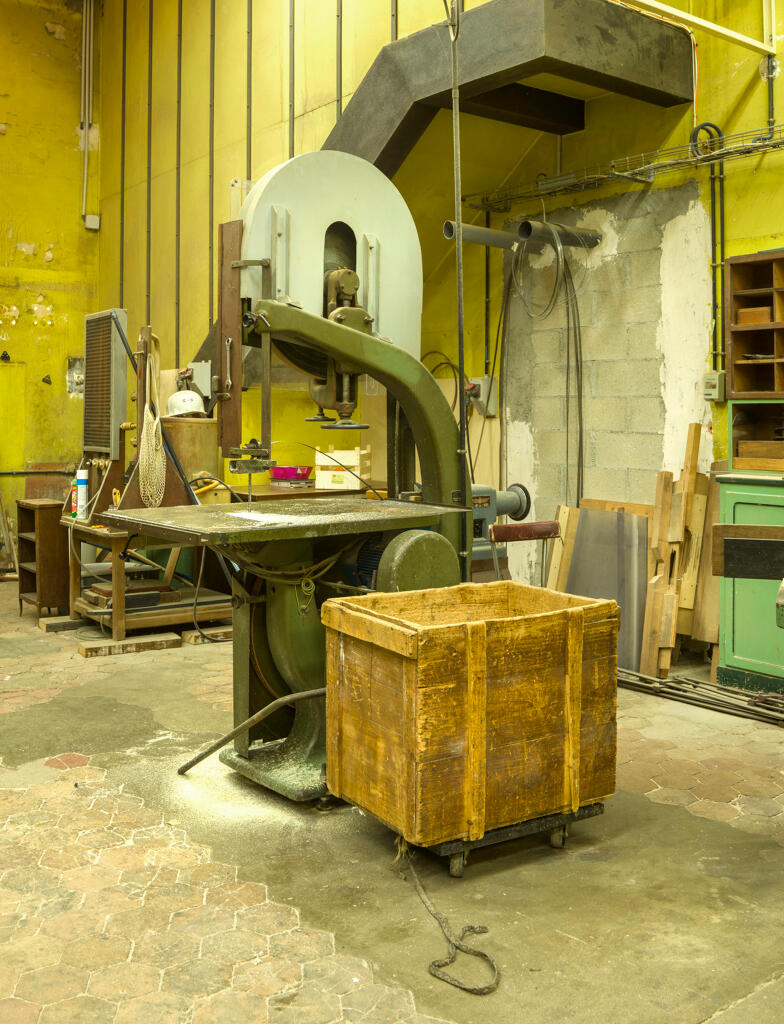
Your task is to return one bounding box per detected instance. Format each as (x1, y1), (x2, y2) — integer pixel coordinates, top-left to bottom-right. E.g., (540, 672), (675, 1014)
(463, 122), (784, 211)
(619, 0), (776, 55)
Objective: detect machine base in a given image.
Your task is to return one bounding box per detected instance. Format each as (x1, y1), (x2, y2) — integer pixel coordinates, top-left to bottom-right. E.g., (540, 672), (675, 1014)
(422, 802), (605, 877)
(219, 739), (328, 802)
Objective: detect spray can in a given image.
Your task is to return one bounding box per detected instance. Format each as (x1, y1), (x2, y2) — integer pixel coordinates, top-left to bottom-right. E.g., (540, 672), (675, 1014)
(76, 469), (89, 520)
(71, 479), (78, 517)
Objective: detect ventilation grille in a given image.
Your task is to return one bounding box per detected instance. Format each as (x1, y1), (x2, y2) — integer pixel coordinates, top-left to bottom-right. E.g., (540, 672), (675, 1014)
(83, 314), (114, 451)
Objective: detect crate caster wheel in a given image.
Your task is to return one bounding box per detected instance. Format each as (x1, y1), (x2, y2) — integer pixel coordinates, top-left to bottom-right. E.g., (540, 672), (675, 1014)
(549, 826), (569, 849)
(449, 851), (467, 877)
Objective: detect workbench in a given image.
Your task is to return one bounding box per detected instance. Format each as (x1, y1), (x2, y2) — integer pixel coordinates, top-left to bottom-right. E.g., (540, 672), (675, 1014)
(63, 517), (231, 641)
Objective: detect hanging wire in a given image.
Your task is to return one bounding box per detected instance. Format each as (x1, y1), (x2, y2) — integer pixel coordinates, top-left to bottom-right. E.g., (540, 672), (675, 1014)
(512, 222), (564, 320)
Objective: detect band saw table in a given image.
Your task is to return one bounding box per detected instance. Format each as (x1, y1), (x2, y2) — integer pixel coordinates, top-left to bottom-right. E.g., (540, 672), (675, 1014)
(100, 495), (460, 800)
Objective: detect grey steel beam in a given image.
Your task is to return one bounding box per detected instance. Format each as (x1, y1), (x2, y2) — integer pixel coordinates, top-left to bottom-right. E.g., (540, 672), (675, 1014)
(323, 0), (694, 177)
(432, 82), (584, 135)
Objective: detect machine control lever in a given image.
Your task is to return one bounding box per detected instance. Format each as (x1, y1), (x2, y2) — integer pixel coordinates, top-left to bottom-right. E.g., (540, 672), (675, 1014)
(225, 338), (232, 391)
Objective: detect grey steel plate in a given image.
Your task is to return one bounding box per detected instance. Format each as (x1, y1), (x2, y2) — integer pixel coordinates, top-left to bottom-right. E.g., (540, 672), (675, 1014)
(98, 496), (452, 547)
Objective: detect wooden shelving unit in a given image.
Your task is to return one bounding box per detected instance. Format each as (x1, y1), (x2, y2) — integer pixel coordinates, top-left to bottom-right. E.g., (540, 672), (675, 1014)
(726, 250), (784, 398)
(16, 499), (69, 618)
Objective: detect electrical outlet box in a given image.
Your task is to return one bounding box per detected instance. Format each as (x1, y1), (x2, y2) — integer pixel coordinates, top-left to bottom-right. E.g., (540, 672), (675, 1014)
(468, 375), (498, 417)
(84, 214), (101, 231)
(703, 370), (726, 402)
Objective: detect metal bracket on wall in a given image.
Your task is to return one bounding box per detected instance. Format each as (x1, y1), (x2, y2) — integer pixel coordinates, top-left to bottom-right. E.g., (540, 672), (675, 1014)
(362, 233), (380, 331)
(271, 205), (291, 301)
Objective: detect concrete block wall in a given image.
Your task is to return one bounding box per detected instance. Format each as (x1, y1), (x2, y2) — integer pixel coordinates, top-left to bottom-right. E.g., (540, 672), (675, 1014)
(503, 183), (712, 582)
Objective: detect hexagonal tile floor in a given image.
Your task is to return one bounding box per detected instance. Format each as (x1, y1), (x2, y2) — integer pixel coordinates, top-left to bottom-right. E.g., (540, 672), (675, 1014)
(616, 687), (784, 844)
(0, 757), (451, 1024)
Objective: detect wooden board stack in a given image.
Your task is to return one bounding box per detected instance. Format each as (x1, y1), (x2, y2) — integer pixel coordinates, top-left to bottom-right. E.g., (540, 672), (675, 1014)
(546, 423), (722, 679)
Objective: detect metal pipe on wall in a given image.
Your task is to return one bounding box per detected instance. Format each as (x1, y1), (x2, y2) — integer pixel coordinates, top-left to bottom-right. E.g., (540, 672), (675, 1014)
(119, 1), (127, 305)
(444, 220), (518, 250)
(391, 0), (398, 40)
(247, 0), (253, 179)
(80, 0), (94, 221)
(336, 0), (342, 118)
(145, 0), (154, 325)
(175, 0), (183, 365)
(518, 220), (601, 250)
(209, 0), (216, 326)
(289, 0), (295, 158)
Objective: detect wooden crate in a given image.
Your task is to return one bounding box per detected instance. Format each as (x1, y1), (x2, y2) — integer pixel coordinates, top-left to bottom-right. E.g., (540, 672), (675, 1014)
(323, 581), (619, 847)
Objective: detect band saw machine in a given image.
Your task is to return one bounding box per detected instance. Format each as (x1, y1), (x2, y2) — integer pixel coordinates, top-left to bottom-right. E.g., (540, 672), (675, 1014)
(102, 150), (531, 801)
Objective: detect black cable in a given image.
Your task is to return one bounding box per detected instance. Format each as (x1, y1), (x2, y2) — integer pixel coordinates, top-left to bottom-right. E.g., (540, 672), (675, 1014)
(474, 270), (511, 474)
(426, 360), (460, 411)
(563, 260), (585, 505)
(465, 404), (476, 484)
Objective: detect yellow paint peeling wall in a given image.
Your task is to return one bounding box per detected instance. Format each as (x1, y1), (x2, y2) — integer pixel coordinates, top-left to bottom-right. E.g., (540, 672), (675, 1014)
(93, 0), (784, 484)
(0, 0), (98, 524)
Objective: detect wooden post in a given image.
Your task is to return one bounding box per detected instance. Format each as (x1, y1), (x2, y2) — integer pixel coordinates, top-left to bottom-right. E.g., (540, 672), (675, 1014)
(68, 524), (80, 619)
(110, 535), (126, 641)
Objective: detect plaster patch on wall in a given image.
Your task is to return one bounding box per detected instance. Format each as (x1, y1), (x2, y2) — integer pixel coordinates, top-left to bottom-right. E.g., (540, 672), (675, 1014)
(44, 23), (66, 41)
(657, 200), (713, 474)
(505, 418), (539, 584)
(16, 242), (36, 256)
(0, 124), (7, 135)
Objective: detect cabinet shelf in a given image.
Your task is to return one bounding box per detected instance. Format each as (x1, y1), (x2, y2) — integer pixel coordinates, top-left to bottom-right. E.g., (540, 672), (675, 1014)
(15, 499), (69, 619)
(727, 251), (784, 399)
(730, 321), (784, 332)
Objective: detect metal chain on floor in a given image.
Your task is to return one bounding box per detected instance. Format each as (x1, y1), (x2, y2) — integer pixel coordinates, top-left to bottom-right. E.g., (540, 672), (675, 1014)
(395, 838), (500, 996)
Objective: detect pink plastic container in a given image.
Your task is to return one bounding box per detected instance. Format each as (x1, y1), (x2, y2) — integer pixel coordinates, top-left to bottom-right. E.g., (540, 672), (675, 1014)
(269, 465), (312, 480)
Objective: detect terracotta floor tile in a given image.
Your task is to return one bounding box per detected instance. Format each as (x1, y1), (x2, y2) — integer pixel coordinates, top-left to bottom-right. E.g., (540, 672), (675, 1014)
(201, 927), (269, 964)
(688, 781), (741, 803)
(160, 957), (232, 1000)
(15, 963), (88, 1004)
(268, 981), (341, 1023)
(303, 955), (373, 996)
(105, 905), (172, 939)
(651, 767), (702, 790)
(141, 882), (204, 915)
(232, 956), (302, 996)
(734, 777), (784, 798)
(737, 796), (784, 818)
(341, 982), (415, 1020)
(236, 902), (299, 937)
(61, 932), (132, 970)
(203, 880), (268, 910)
(645, 788), (696, 807)
(192, 988), (269, 1024)
(269, 928), (336, 964)
(39, 994), (116, 1024)
(114, 990), (192, 1024)
(180, 863), (237, 888)
(168, 904), (235, 938)
(685, 800), (740, 823)
(0, 997), (41, 1024)
(131, 930), (202, 968)
(88, 961), (162, 1000)
(698, 756), (747, 773)
(728, 814), (784, 837)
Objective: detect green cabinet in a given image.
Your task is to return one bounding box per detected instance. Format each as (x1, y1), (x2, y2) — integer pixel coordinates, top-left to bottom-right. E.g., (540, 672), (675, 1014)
(719, 473), (784, 690)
